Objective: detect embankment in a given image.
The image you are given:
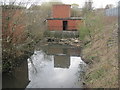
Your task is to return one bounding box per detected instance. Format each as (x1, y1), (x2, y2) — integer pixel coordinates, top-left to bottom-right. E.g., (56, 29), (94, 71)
(81, 16), (118, 88)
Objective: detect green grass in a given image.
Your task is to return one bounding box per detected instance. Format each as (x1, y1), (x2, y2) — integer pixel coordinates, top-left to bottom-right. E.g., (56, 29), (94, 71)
(78, 11), (104, 42)
(78, 25), (90, 40)
(86, 67), (106, 82)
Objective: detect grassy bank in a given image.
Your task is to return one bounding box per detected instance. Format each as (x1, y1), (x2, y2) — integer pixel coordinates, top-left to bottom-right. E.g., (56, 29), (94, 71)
(79, 11), (118, 88)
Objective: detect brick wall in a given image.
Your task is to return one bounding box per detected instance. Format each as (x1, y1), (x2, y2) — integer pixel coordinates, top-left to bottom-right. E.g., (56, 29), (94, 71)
(52, 5), (71, 18)
(47, 19), (82, 31)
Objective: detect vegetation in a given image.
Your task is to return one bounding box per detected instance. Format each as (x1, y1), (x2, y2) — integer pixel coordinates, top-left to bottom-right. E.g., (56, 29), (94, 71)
(78, 24), (90, 41)
(71, 4), (82, 17)
(2, 4), (34, 72)
(79, 10), (104, 42)
(1, 0), (118, 88)
(1, 1), (64, 72)
(80, 9), (118, 88)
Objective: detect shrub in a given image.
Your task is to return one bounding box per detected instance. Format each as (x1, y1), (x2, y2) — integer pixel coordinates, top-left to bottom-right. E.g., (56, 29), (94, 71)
(79, 24), (90, 40)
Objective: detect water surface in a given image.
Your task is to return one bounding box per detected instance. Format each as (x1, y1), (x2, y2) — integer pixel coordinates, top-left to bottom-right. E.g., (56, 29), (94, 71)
(2, 45), (86, 88)
(27, 45), (86, 88)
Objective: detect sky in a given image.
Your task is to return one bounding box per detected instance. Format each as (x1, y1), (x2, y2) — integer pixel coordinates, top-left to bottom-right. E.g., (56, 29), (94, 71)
(42, 0), (119, 8)
(2, 0), (119, 8)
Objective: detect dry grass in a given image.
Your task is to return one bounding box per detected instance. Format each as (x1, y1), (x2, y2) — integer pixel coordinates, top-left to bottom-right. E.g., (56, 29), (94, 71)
(82, 13), (118, 88)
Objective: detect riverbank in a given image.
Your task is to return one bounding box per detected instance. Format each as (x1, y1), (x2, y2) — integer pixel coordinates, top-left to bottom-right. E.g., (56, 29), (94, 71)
(81, 16), (118, 88)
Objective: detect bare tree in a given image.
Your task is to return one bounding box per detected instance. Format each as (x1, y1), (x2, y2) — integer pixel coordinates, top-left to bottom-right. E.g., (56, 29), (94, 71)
(1, 0), (42, 72)
(1, 0), (63, 72)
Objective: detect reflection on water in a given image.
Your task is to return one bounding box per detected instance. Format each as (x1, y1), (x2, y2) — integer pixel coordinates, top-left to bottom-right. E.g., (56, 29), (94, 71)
(54, 55), (70, 68)
(2, 45), (86, 88)
(27, 45), (86, 88)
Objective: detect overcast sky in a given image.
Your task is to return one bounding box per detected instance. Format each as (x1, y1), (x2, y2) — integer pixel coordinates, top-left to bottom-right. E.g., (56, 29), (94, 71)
(3, 0), (119, 8)
(43, 0), (119, 8)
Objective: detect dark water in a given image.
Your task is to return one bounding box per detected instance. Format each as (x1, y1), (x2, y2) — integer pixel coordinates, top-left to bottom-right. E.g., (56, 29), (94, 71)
(2, 45), (86, 88)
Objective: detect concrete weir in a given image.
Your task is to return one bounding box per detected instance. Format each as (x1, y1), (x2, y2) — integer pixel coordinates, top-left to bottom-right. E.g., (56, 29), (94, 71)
(48, 31), (79, 38)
